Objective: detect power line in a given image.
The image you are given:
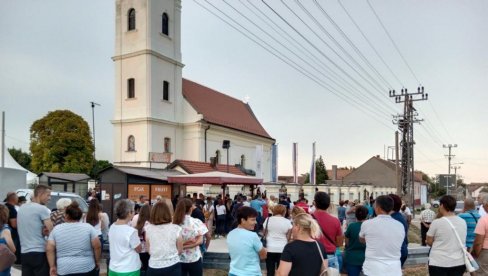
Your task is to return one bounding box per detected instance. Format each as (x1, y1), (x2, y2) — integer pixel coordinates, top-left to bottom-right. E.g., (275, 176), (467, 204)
(276, 0), (397, 113)
(338, 0), (404, 88)
(366, 0), (420, 85)
(240, 0), (396, 117)
(227, 0), (395, 119)
(261, 0), (398, 115)
(313, 0), (394, 89)
(294, 0), (390, 93)
(195, 0), (396, 130)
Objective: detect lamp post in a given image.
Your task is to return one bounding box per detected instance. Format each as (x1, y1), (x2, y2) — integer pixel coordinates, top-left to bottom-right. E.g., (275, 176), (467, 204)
(90, 101), (101, 160)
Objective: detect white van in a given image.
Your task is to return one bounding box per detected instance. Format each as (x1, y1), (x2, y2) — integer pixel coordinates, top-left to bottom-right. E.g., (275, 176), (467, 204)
(16, 189), (89, 213)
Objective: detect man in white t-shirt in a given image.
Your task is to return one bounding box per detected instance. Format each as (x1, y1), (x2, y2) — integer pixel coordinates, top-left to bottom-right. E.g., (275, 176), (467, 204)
(478, 193), (487, 217)
(359, 195), (404, 276)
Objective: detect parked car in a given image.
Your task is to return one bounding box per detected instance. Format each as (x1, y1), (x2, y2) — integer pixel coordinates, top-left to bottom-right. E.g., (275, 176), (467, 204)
(16, 189), (89, 213)
(454, 201), (464, 214)
(432, 199), (440, 208)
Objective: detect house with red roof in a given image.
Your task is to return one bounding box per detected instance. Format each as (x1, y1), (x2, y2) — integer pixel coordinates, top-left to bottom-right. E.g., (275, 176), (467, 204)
(110, 1), (275, 181)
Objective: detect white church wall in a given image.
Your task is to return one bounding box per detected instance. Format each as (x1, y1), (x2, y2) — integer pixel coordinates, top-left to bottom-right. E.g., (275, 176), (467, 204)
(115, 1), (151, 56)
(147, 0), (182, 62)
(113, 57), (149, 120)
(149, 58), (182, 121)
(114, 121), (148, 165)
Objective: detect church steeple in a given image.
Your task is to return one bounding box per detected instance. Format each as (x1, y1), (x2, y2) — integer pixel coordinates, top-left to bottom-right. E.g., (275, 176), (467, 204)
(112, 0), (183, 168)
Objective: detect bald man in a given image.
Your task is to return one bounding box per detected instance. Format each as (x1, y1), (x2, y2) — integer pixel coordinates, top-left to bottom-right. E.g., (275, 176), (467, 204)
(459, 198), (481, 251)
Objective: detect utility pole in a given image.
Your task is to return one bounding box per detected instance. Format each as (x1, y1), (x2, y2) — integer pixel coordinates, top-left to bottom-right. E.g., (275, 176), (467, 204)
(390, 87), (428, 211)
(90, 102), (101, 161)
(443, 144), (457, 195)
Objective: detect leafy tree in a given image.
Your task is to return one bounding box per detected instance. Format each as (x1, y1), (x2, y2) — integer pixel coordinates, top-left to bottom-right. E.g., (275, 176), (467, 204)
(316, 155), (329, 184)
(30, 110), (94, 174)
(90, 160), (112, 179)
(303, 156), (329, 184)
(8, 147), (32, 171)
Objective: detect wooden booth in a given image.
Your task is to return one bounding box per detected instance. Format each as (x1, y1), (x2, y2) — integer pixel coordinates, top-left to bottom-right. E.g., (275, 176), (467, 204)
(38, 172), (91, 198)
(98, 166), (184, 220)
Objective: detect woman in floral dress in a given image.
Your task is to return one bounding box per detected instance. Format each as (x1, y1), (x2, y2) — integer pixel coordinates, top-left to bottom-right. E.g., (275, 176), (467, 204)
(173, 198), (208, 276)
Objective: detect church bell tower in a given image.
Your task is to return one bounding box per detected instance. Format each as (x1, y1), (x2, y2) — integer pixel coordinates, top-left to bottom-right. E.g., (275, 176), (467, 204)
(112, 0), (184, 168)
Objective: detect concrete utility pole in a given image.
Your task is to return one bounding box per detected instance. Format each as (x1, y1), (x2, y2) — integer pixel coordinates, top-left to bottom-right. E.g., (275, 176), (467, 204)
(443, 144), (457, 195)
(390, 87), (428, 211)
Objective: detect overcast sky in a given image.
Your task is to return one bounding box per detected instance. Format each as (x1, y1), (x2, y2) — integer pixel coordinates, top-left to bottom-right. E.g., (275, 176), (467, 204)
(1, 1), (487, 183)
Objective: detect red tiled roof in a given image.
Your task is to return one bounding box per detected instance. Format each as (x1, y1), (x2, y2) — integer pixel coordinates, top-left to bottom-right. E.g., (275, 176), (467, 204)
(182, 79), (273, 140)
(167, 160), (246, 176)
(326, 169), (353, 180)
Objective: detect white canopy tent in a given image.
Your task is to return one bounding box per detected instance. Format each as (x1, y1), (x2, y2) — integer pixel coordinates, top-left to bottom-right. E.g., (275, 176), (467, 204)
(1, 131), (38, 185)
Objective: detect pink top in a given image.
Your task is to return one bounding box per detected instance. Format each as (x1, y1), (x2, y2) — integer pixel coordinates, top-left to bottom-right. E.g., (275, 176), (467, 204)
(474, 215), (488, 249)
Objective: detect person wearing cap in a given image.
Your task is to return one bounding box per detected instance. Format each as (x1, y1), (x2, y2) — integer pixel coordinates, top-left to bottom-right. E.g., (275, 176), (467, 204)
(419, 203), (436, 246)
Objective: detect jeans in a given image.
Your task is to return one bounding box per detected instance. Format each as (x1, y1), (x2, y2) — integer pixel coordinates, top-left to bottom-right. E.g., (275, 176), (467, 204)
(421, 222), (430, 246)
(147, 263), (181, 276)
(327, 254), (339, 270)
(216, 215), (226, 235)
(266, 252), (281, 276)
(21, 252), (50, 276)
(346, 264), (363, 276)
(181, 258), (202, 276)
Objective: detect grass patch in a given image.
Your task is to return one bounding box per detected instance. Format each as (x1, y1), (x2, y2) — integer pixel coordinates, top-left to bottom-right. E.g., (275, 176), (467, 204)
(408, 223), (422, 244)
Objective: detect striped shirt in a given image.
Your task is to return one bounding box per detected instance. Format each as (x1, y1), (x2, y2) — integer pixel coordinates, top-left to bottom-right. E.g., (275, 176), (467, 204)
(459, 210), (480, 248)
(48, 222), (98, 275)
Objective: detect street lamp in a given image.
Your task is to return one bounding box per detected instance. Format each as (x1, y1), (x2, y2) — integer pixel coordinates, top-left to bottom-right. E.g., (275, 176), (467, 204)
(90, 101), (101, 161)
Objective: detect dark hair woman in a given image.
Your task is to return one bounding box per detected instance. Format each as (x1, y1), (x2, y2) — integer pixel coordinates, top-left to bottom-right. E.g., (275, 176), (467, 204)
(85, 199), (105, 244)
(46, 202), (101, 276)
(173, 198), (208, 276)
(134, 204), (151, 274)
(227, 206), (267, 276)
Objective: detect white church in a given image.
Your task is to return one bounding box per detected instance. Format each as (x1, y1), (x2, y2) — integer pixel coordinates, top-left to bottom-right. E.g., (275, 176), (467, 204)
(111, 0), (276, 181)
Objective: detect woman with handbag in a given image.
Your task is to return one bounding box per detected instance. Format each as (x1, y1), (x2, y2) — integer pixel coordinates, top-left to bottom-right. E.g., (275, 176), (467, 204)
(263, 204), (292, 276)
(276, 213), (327, 276)
(0, 205), (16, 276)
(426, 195), (468, 276)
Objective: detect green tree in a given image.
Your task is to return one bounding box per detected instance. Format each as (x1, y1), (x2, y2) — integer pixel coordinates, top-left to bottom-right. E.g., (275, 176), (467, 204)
(90, 160), (112, 179)
(316, 155), (329, 184)
(303, 156), (329, 184)
(30, 110), (94, 174)
(8, 147), (32, 171)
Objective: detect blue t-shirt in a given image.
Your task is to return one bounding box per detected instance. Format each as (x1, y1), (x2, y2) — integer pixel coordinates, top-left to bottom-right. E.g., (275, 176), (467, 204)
(250, 199), (266, 215)
(227, 228), (263, 276)
(459, 210), (480, 248)
(390, 212), (408, 258)
(338, 206), (346, 220)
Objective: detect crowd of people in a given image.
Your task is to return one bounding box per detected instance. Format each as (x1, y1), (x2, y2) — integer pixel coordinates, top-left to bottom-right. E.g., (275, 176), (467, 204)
(2, 184), (488, 275)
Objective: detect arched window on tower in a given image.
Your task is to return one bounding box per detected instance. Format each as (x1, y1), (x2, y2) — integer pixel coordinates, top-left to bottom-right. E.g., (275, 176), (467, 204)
(164, 137), (171, 153)
(162, 13), (169, 35)
(128, 135), (135, 151)
(128, 9), (136, 31)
